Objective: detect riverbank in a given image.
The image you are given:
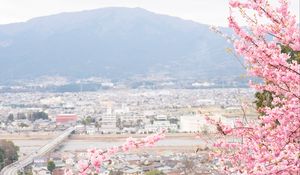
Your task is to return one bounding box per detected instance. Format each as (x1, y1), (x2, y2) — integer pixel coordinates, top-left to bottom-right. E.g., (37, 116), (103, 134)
(70, 133), (200, 140)
(0, 132), (208, 140)
(2, 132), (216, 157)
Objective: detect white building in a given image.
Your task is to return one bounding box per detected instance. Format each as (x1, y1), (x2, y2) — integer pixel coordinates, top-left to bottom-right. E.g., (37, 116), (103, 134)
(32, 167), (51, 175)
(196, 99), (216, 106)
(101, 115), (117, 129)
(180, 115), (204, 132)
(153, 120), (170, 127)
(86, 126), (97, 134)
(144, 120), (177, 133)
(180, 114), (234, 133)
(101, 114), (118, 133)
(155, 114), (168, 120)
(120, 113), (144, 121)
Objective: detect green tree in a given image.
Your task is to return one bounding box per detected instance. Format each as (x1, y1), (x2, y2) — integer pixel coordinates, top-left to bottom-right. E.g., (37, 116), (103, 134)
(16, 113), (26, 120)
(28, 112), (48, 121)
(0, 140), (19, 170)
(145, 170), (165, 175)
(0, 148), (5, 170)
(17, 171), (33, 175)
(116, 117), (121, 129)
(280, 44), (300, 64)
(86, 116), (93, 124)
(81, 116), (93, 125)
(47, 160), (56, 173)
(81, 116), (93, 133)
(95, 121), (101, 132)
(254, 90), (273, 112)
(136, 119), (144, 128)
(19, 123), (29, 128)
(7, 114), (14, 123)
(109, 170), (123, 175)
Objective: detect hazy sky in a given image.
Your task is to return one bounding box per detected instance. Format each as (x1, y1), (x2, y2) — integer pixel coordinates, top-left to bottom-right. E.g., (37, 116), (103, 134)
(0, 0), (299, 26)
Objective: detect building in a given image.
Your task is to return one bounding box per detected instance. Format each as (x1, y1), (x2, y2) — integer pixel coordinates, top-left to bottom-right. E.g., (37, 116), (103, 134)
(144, 121), (177, 133)
(180, 115), (205, 132)
(101, 114), (118, 133)
(32, 167), (51, 175)
(155, 115), (168, 120)
(180, 114), (234, 133)
(153, 120), (170, 126)
(86, 126), (97, 134)
(32, 157), (50, 175)
(56, 114), (78, 125)
(53, 168), (65, 175)
(196, 99), (215, 106)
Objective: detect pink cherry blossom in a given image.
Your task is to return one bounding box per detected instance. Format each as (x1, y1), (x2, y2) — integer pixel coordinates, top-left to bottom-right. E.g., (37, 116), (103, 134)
(66, 131), (165, 174)
(207, 0), (300, 174)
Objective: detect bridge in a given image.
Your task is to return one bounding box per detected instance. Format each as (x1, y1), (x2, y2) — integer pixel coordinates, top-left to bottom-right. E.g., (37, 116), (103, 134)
(0, 127), (75, 175)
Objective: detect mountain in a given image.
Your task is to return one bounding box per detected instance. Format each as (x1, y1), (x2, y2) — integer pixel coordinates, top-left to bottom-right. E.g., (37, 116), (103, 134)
(0, 7), (244, 82)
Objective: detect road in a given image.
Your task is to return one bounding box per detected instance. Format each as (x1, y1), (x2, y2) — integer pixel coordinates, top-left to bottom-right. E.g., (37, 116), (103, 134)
(0, 127), (75, 175)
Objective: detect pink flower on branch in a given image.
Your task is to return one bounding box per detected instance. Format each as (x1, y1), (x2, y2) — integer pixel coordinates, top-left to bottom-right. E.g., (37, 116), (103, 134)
(208, 0), (300, 174)
(65, 131), (165, 175)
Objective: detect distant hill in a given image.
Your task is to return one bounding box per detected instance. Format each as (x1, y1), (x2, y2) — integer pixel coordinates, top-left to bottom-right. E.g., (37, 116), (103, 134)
(0, 7), (244, 82)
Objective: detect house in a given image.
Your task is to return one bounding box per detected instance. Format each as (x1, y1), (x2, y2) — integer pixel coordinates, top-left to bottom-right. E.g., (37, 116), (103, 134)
(86, 126), (96, 134)
(53, 159), (65, 168)
(32, 167), (51, 175)
(33, 157), (47, 168)
(123, 165), (142, 175)
(56, 114), (78, 125)
(53, 168), (65, 175)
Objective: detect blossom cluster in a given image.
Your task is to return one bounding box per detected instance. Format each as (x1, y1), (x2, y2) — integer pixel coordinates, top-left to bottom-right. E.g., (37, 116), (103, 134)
(64, 131), (165, 175)
(207, 0), (300, 174)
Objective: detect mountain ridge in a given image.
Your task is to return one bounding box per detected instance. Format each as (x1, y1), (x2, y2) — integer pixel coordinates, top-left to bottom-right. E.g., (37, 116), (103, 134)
(0, 7), (244, 82)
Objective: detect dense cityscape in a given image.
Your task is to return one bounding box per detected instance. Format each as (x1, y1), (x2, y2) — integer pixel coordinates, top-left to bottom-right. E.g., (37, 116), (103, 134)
(1, 0), (298, 174)
(0, 82), (257, 174)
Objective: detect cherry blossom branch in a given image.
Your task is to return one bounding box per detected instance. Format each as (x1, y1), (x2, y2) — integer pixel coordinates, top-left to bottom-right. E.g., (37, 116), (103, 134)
(65, 131), (165, 175)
